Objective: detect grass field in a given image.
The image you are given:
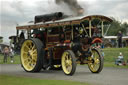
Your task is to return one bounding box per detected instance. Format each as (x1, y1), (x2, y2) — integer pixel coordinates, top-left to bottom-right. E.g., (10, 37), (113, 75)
(0, 75), (89, 85)
(0, 48), (128, 68)
(0, 54), (20, 64)
(0, 48), (127, 85)
(103, 47), (128, 68)
(103, 48), (128, 62)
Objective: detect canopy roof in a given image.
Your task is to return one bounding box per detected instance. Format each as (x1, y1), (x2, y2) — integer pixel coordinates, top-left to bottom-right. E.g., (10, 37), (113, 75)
(16, 15), (112, 30)
(104, 36), (128, 39)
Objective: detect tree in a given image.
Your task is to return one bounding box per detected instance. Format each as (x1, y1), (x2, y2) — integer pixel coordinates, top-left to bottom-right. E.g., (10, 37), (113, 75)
(105, 17), (128, 36)
(120, 22), (128, 35)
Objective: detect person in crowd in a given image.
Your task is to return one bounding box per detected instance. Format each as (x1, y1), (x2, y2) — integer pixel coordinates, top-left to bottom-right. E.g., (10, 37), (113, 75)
(3, 46), (9, 63)
(117, 31), (122, 48)
(115, 52), (125, 65)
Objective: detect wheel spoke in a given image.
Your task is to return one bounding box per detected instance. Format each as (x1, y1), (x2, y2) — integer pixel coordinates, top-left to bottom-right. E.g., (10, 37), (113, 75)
(31, 60), (36, 66)
(68, 60), (72, 65)
(95, 59), (100, 64)
(24, 59), (28, 65)
(24, 45), (30, 51)
(28, 42), (33, 49)
(23, 51), (28, 55)
(91, 64), (93, 68)
(32, 56), (37, 62)
(32, 54), (37, 57)
(23, 54), (28, 59)
(32, 49), (36, 54)
(65, 54), (68, 60)
(67, 66), (72, 72)
(32, 59), (36, 63)
(32, 45), (36, 51)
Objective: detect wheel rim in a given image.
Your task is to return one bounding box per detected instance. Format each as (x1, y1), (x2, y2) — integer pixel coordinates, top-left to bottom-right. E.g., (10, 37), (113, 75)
(62, 51), (72, 74)
(88, 50), (100, 72)
(21, 40), (37, 71)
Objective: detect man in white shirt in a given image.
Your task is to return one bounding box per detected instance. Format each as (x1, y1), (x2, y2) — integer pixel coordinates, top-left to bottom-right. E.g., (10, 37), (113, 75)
(115, 52), (124, 65)
(118, 52), (124, 59)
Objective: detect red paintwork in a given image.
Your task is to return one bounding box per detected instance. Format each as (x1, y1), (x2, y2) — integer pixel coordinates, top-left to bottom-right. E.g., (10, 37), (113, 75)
(64, 40), (71, 43)
(92, 38), (103, 44)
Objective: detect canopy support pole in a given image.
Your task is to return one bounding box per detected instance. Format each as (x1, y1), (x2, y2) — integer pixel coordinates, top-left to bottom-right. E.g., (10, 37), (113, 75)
(89, 20), (92, 37)
(101, 21), (104, 37)
(71, 25), (74, 40)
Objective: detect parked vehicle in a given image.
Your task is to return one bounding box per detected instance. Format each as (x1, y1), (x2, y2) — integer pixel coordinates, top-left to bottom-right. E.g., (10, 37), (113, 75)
(16, 12), (112, 75)
(0, 36), (3, 44)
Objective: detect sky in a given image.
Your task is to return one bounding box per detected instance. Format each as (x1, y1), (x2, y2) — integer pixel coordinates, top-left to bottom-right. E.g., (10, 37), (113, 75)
(0, 0), (128, 43)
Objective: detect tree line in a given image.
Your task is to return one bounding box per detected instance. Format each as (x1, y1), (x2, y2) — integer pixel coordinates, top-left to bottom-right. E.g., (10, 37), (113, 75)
(105, 17), (128, 36)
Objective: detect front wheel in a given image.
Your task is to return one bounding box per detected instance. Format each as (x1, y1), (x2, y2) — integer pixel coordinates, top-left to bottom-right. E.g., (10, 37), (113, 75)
(88, 48), (104, 73)
(21, 38), (44, 72)
(61, 50), (77, 76)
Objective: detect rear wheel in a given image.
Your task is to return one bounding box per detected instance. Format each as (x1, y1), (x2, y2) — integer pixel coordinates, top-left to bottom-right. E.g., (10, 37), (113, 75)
(88, 48), (103, 73)
(61, 50), (76, 75)
(21, 38), (44, 72)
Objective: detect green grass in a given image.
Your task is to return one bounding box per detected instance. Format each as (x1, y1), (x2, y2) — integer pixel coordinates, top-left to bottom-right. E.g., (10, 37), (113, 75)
(0, 54), (20, 64)
(103, 48), (128, 62)
(0, 48), (128, 68)
(104, 62), (128, 69)
(103, 47), (128, 68)
(0, 75), (90, 85)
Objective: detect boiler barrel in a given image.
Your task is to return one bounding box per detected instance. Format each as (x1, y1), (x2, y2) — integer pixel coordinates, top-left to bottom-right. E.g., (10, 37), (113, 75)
(35, 12), (64, 23)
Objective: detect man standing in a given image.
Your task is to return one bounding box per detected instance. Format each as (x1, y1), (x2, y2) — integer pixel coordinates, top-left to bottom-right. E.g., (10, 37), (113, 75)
(117, 31), (122, 48)
(3, 46), (9, 63)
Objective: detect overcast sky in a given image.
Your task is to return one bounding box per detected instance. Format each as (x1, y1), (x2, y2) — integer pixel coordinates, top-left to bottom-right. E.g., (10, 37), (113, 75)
(0, 0), (128, 43)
